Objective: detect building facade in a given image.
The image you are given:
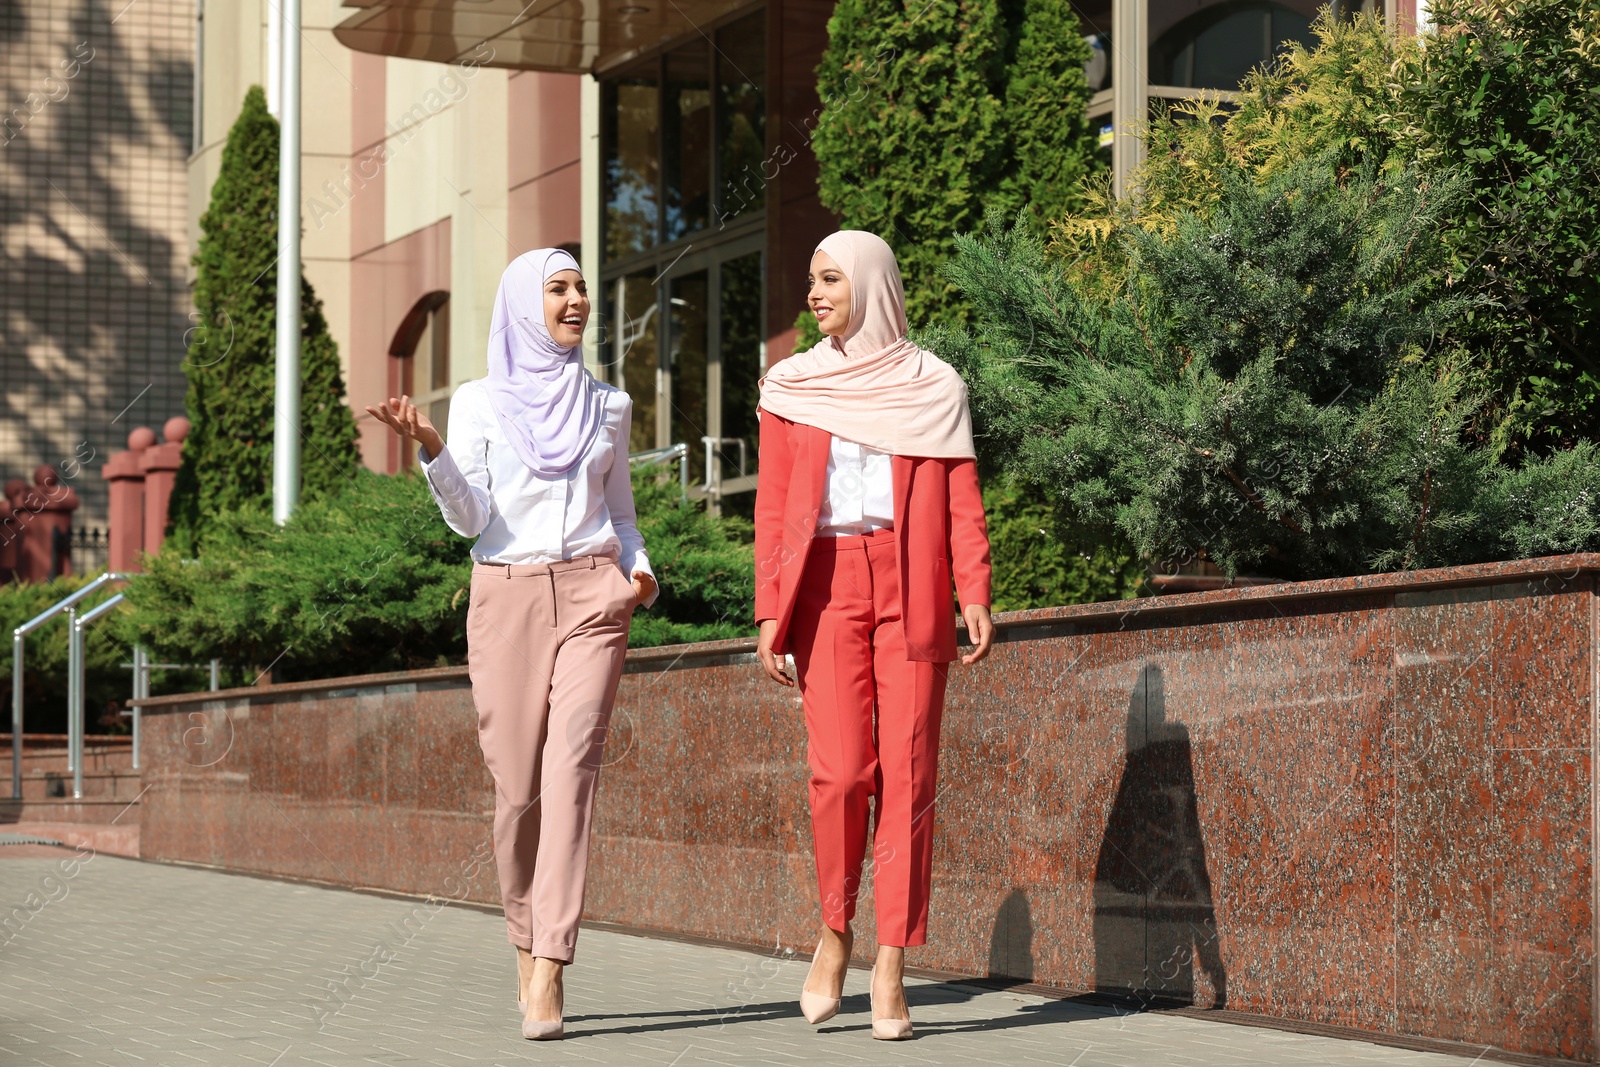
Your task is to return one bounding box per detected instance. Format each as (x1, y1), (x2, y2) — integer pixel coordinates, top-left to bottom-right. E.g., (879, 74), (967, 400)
(0, 0), (194, 535)
(197, 0), (1427, 522)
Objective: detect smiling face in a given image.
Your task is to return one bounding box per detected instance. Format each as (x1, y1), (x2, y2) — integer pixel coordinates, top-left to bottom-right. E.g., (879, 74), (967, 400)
(543, 269), (590, 347)
(807, 250), (852, 337)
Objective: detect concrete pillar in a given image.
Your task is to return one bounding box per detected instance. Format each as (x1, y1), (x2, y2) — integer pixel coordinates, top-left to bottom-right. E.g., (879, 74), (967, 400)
(139, 417), (190, 556)
(103, 427), (155, 574)
(1111, 0), (1148, 200)
(14, 465), (79, 581)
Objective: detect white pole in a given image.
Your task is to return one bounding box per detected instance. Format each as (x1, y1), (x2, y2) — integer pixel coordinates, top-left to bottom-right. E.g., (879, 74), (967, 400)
(273, 0), (302, 525)
(11, 632), (23, 799)
(65, 607), (78, 777)
(130, 644), (143, 772)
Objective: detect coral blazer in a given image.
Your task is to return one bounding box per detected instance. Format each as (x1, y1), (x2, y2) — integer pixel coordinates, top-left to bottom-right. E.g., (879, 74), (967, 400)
(754, 409), (992, 663)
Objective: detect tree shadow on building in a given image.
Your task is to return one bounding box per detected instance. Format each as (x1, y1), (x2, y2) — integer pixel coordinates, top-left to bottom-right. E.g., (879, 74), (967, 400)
(1092, 663), (1226, 1008)
(987, 886), (1035, 986)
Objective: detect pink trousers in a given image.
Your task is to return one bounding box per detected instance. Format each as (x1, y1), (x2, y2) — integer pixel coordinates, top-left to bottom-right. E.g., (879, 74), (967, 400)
(465, 556), (635, 962)
(788, 529), (950, 946)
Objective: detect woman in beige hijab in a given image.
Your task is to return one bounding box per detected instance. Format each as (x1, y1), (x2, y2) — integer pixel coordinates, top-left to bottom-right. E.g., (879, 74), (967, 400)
(754, 230), (994, 1040)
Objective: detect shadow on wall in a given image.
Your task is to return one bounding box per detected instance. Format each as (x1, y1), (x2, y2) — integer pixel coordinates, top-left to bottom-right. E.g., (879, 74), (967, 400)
(1092, 663), (1227, 1007)
(987, 887), (1035, 984)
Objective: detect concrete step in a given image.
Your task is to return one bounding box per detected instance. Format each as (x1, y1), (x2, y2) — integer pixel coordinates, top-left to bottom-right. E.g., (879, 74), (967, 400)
(0, 735), (134, 775)
(17, 767), (144, 801)
(0, 819), (138, 857)
(0, 796), (142, 826)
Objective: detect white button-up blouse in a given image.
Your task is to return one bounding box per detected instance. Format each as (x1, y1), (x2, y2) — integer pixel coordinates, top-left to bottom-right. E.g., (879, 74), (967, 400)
(418, 378), (657, 603)
(816, 434), (895, 536)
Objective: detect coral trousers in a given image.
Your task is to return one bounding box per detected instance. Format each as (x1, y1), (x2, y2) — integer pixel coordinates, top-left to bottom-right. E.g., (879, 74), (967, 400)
(789, 529), (950, 946)
(465, 556), (635, 962)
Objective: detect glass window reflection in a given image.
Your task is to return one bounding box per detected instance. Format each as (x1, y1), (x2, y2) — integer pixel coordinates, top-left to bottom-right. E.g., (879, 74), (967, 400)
(609, 270), (660, 455)
(716, 11), (766, 224)
(603, 72), (659, 260)
(664, 42), (712, 241)
(668, 271), (710, 485)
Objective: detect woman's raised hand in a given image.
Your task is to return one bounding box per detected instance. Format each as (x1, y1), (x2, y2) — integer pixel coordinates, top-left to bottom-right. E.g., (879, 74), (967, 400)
(365, 395), (445, 461)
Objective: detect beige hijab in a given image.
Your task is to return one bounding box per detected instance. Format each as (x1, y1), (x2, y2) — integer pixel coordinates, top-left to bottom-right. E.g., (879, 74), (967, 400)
(759, 230), (975, 459)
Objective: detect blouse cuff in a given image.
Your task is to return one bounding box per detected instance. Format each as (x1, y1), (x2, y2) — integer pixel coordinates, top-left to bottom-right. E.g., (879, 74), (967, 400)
(624, 550), (659, 609)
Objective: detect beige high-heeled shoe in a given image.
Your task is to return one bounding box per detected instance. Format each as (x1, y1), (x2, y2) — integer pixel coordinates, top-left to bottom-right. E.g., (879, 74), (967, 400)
(799, 939), (842, 1024)
(868, 966), (912, 1041)
(521, 960), (564, 1040)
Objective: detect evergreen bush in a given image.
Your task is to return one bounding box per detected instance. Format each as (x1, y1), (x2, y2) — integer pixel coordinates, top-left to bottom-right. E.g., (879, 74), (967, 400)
(937, 160), (1600, 580)
(0, 575), (128, 736)
(1055, 5), (1600, 449)
(119, 467), (761, 682)
(168, 85), (361, 551)
(1405, 0), (1600, 445)
(811, 0), (1099, 328)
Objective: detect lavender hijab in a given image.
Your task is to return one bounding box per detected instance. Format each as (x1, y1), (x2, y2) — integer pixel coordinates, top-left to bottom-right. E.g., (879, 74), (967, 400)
(485, 248), (606, 476)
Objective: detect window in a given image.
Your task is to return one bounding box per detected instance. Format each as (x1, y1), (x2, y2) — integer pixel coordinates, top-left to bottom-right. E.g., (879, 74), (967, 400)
(390, 291), (451, 468)
(1152, 2), (1315, 90)
(599, 7), (767, 511)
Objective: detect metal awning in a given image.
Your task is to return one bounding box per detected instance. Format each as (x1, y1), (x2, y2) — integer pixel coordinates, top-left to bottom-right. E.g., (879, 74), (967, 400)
(332, 0), (752, 75)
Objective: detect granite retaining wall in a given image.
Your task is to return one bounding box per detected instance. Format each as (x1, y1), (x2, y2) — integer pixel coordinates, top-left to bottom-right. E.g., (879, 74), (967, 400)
(133, 554), (1600, 1060)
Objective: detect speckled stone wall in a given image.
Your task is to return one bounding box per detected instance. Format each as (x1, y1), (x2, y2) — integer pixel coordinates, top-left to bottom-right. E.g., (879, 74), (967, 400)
(136, 555), (1600, 1061)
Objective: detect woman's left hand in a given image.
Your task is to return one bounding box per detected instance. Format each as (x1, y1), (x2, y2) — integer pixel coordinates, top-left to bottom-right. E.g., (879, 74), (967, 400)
(631, 571), (657, 607)
(961, 604), (994, 666)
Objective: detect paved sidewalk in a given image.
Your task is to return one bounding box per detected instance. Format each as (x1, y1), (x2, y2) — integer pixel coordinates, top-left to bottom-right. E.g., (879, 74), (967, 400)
(1, 850), (1485, 1067)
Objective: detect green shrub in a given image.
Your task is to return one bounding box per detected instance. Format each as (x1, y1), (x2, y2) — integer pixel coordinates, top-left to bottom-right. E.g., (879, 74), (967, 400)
(1056, 4), (1600, 450)
(983, 480), (1145, 610)
(947, 160), (1600, 579)
(120, 464), (760, 681)
(811, 0), (1099, 328)
(628, 469), (757, 647)
(168, 85), (361, 552)
(121, 469), (471, 682)
(1404, 0), (1600, 446)
(0, 575), (131, 737)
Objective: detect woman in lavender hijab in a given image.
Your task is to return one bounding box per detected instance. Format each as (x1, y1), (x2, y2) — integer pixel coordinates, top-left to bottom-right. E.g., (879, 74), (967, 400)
(367, 248), (657, 1041)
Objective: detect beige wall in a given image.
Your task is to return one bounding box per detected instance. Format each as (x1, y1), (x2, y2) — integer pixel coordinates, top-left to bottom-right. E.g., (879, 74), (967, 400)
(191, 2), (583, 475)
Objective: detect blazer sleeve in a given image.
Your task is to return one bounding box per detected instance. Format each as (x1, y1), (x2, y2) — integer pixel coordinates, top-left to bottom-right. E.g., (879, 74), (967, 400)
(753, 407), (794, 624)
(947, 457), (993, 611)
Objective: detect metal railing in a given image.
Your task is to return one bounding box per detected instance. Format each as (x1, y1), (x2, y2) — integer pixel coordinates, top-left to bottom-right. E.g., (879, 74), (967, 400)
(11, 572), (129, 799)
(11, 573), (227, 800)
(70, 594), (125, 799)
(630, 442), (690, 497)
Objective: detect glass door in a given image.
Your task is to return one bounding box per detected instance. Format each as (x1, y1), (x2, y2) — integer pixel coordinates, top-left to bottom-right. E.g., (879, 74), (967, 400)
(634, 232), (763, 512)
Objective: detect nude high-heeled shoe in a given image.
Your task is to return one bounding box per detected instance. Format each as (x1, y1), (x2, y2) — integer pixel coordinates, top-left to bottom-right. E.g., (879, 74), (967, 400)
(869, 966), (913, 1040)
(799, 939), (841, 1024)
(521, 960), (564, 1040)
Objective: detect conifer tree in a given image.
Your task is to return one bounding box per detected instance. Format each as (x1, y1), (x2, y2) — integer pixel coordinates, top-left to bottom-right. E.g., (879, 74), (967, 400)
(169, 86), (360, 550)
(810, 0), (1099, 329)
(932, 161), (1600, 579)
(998, 0), (1097, 230)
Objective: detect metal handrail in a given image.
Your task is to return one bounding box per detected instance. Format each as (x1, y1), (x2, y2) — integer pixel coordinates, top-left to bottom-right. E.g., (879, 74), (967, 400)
(70, 594), (126, 799)
(630, 442), (691, 497)
(11, 572), (129, 799)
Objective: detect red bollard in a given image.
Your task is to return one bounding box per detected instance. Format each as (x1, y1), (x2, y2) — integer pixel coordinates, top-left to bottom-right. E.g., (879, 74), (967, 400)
(0, 493), (16, 583)
(14, 465), (80, 581)
(140, 416), (189, 557)
(103, 427), (155, 574)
